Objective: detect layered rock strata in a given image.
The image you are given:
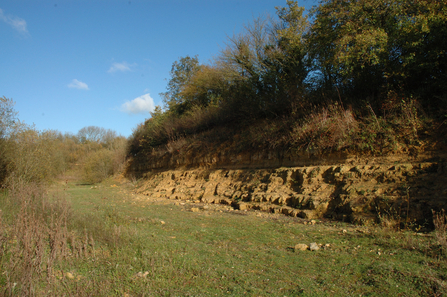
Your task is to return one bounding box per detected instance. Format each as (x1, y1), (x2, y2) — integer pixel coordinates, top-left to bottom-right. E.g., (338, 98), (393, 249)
(134, 160), (447, 227)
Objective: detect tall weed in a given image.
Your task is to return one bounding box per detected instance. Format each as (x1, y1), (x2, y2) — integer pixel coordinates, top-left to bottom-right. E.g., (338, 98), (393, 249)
(0, 183), (92, 296)
(432, 209), (447, 254)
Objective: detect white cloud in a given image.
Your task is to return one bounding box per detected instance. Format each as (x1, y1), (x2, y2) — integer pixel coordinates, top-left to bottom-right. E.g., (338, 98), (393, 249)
(121, 93), (155, 114)
(67, 79), (89, 90)
(108, 62), (134, 73)
(0, 8), (29, 35)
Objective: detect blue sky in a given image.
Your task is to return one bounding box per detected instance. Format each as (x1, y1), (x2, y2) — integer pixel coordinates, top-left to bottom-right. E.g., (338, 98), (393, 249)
(1, 0), (316, 137)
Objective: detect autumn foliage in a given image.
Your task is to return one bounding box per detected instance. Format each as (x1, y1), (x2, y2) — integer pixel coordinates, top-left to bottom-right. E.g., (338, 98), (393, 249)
(128, 0), (446, 158)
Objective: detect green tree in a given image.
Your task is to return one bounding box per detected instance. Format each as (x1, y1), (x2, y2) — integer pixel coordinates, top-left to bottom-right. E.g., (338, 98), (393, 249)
(272, 0), (309, 112)
(308, 0), (447, 107)
(180, 65), (236, 108)
(0, 96), (17, 137)
(160, 55), (202, 115)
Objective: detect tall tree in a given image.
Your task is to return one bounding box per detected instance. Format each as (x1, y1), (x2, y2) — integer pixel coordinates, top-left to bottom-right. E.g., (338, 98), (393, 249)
(0, 97), (17, 184)
(0, 96), (17, 138)
(77, 126), (106, 143)
(272, 0), (309, 111)
(308, 0), (447, 108)
(219, 0), (309, 117)
(180, 65), (237, 108)
(160, 55), (202, 115)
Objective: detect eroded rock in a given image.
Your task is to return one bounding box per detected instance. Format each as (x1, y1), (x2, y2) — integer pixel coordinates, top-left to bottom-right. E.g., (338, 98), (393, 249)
(132, 158), (447, 226)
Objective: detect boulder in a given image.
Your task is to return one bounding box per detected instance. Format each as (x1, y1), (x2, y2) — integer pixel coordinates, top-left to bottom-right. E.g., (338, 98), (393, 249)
(294, 244), (309, 251)
(309, 242), (320, 251)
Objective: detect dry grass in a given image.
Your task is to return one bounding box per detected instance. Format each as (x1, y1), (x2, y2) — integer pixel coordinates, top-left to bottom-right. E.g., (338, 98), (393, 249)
(128, 93), (433, 168)
(290, 104), (359, 151)
(433, 209), (447, 254)
(0, 182), (93, 296)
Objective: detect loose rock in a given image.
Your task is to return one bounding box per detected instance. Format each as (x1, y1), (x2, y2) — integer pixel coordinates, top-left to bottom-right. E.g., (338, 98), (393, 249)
(294, 243), (309, 251)
(309, 242), (320, 251)
(135, 271), (149, 278)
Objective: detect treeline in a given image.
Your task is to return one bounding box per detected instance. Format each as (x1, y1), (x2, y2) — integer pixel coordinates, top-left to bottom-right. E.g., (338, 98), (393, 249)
(0, 96), (126, 187)
(128, 0), (446, 156)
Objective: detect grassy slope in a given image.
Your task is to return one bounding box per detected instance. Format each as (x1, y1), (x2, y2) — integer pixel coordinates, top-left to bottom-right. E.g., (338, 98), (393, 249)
(27, 177), (445, 296)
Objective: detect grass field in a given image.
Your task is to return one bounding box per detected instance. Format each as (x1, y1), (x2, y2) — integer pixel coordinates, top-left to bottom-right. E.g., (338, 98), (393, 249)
(1, 176), (446, 296)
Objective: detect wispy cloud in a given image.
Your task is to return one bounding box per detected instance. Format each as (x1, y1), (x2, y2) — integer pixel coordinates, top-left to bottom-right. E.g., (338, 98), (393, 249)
(0, 8), (29, 35)
(108, 62), (134, 73)
(68, 79), (89, 90)
(121, 93), (154, 114)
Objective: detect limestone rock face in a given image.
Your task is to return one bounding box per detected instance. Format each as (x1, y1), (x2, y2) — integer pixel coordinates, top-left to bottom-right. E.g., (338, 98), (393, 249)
(130, 158), (447, 226)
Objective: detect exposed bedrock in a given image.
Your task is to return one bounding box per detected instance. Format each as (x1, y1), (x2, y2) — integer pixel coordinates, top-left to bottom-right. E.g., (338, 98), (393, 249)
(132, 159), (447, 228)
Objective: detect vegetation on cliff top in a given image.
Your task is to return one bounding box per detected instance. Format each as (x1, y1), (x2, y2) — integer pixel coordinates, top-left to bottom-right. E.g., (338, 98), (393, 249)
(128, 0), (447, 159)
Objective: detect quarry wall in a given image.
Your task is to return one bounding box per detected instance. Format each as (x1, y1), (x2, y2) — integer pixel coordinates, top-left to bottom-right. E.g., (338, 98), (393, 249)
(128, 147), (447, 227)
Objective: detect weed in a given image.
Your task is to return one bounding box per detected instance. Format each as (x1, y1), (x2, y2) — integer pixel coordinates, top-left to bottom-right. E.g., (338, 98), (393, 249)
(432, 209), (447, 254)
(0, 183), (93, 296)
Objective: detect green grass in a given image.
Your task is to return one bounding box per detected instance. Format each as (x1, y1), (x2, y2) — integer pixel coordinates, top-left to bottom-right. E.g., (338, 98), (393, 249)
(1, 178), (446, 296)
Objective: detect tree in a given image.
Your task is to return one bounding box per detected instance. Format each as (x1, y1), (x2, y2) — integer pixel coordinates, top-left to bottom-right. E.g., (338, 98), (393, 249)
(219, 0), (309, 117)
(82, 149), (114, 184)
(308, 0), (447, 108)
(179, 65), (235, 108)
(160, 55), (202, 115)
(5, 127), (68, 185)
(0, 97), (17, 184)
(77, 126), (106, 143)
(272, 0), (309, 111)
(0, 96), (17, 138)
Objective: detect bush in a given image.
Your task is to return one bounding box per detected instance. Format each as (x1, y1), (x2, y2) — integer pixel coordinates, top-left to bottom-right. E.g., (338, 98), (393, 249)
(4, 128), (69, 186)
(82, 149), (115, 184)
(290, 104), (359, 152)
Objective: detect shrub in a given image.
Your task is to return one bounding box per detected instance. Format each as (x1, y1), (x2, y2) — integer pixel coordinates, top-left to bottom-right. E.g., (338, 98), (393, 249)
(290, 104), (359, 152)
(82, 149), (114, 184)
(4, 128), (69, 186)
(0, 182), (95, 295)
